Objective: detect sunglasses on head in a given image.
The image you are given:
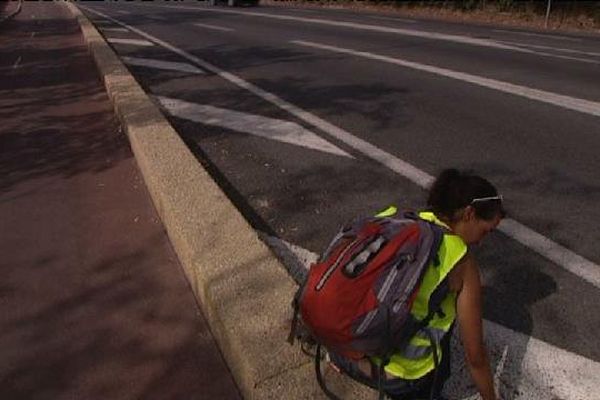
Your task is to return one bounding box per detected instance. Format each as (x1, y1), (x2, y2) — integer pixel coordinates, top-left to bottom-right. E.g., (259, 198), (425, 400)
(470, 195), (503, 204)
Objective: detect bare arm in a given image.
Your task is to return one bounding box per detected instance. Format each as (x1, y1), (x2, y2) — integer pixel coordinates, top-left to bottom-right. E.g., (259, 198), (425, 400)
(455, 254), (497, 400)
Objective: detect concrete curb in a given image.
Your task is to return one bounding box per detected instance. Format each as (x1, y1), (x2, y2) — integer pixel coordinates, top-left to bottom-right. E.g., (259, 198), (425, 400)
(63, 1), (376, 399)
(0, 0), (23, 24)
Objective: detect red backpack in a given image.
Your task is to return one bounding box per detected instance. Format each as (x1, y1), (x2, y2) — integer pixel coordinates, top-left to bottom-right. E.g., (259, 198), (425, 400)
(288, 212), (445, 397)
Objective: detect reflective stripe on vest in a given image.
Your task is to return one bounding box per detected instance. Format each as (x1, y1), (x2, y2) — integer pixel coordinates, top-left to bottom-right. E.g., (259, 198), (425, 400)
(373, 209), (467, 380)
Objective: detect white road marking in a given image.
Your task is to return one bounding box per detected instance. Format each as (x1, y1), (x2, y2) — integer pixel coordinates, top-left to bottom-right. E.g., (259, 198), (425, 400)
(367, 15), (417, 23)
(82, 6), (600, 289)
(116, 10), (130, 15)
(30, 31), (35, 38)
(144, 3), (594, 63)
(193, 22), (234, 32)
(493, 344), (509, 388)
(157, 96), (352, 158)
(292, 40), (600, 118)
(121, 56), (206, 74)
(12, 56), (22, 69)
(103, 27), (129, 33)
(500, 219), (600, 288)
(493, 29), (582, 42)
(126, 3), (597, 65)
(107, 38), (154, 47)
(264, 234), (600, 400)
(498, 39), (600, 58)
(151, 5), (533, 52)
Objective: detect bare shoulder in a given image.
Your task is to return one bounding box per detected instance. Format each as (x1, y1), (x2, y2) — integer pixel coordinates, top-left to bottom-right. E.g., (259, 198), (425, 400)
(448, 251), (477, 292)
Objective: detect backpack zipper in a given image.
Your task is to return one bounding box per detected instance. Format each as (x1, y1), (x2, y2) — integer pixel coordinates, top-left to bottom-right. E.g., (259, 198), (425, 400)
(315, 237), (360, 291)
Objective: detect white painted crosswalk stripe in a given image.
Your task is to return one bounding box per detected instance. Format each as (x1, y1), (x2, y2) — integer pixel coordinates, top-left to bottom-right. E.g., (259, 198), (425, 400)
(261, 233), (600, 400)
(157, 97), (352, 158)
(193, 22), (234, 32)
(121, 56), (205, 74)
(107, 38), (154, 47)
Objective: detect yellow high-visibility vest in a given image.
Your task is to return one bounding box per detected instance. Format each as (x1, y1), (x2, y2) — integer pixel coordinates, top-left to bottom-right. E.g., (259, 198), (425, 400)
(373, 207), (467, 379)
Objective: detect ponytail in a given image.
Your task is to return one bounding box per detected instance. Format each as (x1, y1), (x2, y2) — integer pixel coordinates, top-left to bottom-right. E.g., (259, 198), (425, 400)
(427, 169), (504, 221)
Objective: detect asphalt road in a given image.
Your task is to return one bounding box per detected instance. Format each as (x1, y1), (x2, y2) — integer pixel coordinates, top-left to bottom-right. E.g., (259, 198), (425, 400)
(78, 1), (600, 398)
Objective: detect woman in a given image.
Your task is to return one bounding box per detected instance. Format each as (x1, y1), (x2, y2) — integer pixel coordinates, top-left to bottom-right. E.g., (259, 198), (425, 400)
(329, 168), (505, 400)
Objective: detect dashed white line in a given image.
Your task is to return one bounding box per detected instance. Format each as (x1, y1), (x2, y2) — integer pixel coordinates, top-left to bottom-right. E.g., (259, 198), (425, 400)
(82, 6), (600, 289)
(493, 29), (582, 42)
(107, 38), (154, 47)
(192, 22), (234, 32)
(121, 56), (206, 74)
(157, 96), (352, 158)
(103, 27), (129, 33)
(292, 40), (600, 118)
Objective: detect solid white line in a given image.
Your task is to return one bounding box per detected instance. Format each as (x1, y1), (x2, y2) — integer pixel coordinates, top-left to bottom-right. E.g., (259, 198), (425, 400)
(263, 235), (600, 400)
(493, 29), (581, 42)
(103, 27), (129, 33)
(82, 6), (600, 289)
(367, 15), (417, 24)
(498, 39), (600, 58)
(12, 56), (22, 69)
(292, 40), (600, 118)
(500, 219), (600, 288)
(193, 22), (234, 32)
(107, 38), (154, 47)
(157, 96), (352, 158)
(121, 56), (206, 74)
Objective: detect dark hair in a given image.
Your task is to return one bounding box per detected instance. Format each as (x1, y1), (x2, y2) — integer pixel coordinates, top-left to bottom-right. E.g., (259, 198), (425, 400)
(427, 169), (505, 221)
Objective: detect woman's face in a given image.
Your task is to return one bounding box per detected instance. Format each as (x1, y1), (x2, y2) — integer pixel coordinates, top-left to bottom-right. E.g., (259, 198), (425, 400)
(454, 207), (502, 245)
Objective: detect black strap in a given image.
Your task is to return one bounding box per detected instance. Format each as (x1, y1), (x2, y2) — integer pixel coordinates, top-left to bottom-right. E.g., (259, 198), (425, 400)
(424, 330), (441, 400)
(287, 281), (307, 345)
(287, 308), (299, 345)
(315, 344), (343, 400)
(376, 358), (389, 400)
